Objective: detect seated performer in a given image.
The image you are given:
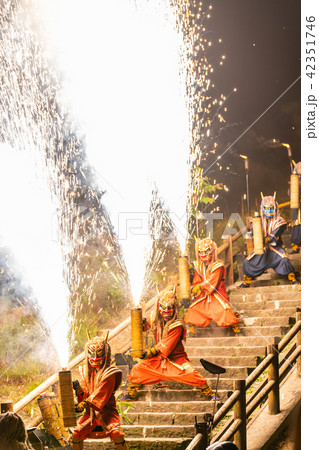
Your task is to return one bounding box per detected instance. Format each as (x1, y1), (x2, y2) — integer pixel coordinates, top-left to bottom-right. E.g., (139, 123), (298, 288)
(184, 237), (241, 336)
(242, 193), (297, 287)
(0, 411), (34, 450)
(122, 284), (216, 401)
(72, 332), (128, 450)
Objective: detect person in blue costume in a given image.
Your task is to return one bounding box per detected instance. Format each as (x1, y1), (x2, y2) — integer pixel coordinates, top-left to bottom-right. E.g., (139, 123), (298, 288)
(241, 193), (298, 287)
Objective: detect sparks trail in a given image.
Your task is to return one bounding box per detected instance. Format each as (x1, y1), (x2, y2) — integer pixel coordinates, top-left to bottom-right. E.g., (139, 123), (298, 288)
(0, 0), (128, 363)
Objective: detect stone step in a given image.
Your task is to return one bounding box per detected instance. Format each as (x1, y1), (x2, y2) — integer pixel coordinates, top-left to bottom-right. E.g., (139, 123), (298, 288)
(84, 437), (192, 449)
(237, 325), (290, 337)
(194, 365), (251, 378)
(133, 377), (240, 391)
(188, 355), (259, 367)
(234, 302), (301, 319)
(119, 400), (219, 413)
(120, 424), (194, 438)
(186, 335), (280, 347)
(234, 307), (299, 317)
(242, 316), (294, 327)
(229, 291), (301, 302)
(229, 295), (301, 308)
(188, 326), (234, 338)
(230, 298), (301, 310)
(194, 325), (289, 337)
(249, 279), (294, 288)
(129, 388), (231, 403)
(121, 411), (205, 426)
(233, 284), (300, 295)
(185, 345), (267, 357)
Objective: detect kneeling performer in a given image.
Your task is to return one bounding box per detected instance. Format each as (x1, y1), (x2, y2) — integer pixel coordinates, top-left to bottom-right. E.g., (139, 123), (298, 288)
(72, 332), (128, 450)
(123, 284), (215, 401)
(184, 238), (241, 335)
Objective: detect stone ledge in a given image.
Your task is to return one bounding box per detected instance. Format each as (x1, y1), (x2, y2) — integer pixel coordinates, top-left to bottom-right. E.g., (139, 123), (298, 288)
(246, 369), (301, 450)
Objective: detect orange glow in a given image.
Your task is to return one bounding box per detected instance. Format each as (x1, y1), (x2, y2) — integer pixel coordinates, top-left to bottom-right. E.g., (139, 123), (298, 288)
(281, 143), (291, 150)
(239, 154), (248, 159)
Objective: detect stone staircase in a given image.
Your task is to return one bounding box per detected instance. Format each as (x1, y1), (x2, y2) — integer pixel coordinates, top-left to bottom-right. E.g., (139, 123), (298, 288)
(84, 256), (301, 449)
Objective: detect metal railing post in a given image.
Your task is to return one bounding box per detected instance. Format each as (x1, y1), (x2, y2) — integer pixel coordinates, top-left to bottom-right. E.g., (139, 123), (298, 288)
(234, 380), (247, 450)
(267, 344), (280, 414)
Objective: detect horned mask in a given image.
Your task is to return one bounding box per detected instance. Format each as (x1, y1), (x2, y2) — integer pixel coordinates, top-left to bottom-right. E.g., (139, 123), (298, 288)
(195, 237), (217, 264)
(260, 192), (278, 219)
(156, 284), (177, 321)
(85, 330), (110, 369)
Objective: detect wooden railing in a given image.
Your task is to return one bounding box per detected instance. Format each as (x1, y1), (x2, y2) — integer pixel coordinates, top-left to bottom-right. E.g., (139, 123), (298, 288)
(219, 226), (247, 286)
(186, 312), (301, 450)
(12, 226), (247, 426)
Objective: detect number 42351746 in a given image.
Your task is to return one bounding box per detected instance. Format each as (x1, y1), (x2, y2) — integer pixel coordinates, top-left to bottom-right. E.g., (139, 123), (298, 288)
(306, 16), (315, 79)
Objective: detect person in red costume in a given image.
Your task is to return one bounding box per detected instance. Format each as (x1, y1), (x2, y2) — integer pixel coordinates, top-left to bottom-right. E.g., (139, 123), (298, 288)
(72, 332), (128, 450)
(122, 284), (215, 401)
(184, 237), (241, 336)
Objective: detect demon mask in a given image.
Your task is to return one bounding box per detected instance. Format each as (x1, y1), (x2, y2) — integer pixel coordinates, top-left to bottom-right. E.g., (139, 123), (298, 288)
(196, 238), (217, 264)
(85, 331), (110, 369)
(261, 192), (278, 219)
(156, 284), (177, 321)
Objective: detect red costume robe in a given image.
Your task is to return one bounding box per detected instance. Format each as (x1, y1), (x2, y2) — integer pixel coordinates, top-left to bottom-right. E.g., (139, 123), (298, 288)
(128, 319), (206, 386)
(73, 365), (124, 441)
(184, 259), (239, 328)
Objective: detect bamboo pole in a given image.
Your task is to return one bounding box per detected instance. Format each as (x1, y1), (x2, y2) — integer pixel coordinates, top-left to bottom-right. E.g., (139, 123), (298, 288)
(290, 173), (299, 209)
(58, 370), (76, 427)
(130, 308), (143, 359)
(252, 216), (263, 255)
(178, 257), (191, 299)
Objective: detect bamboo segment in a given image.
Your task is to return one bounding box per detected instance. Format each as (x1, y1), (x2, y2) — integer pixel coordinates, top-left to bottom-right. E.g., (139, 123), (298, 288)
(178, 257), (191, 299)
(38, 394), (70, 445)
(290, 173), (299, 209)
(252, 216), (264, 254)
(246, 237), (254, 255)
(58, 370), (77, 427)
(131, 308), (143, 359)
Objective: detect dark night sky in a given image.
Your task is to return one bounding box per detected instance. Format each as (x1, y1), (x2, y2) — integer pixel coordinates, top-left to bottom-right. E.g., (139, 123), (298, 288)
(200, 0), (301, 213)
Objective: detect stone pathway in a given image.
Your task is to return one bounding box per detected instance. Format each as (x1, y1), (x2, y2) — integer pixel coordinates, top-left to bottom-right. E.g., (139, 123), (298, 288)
(83, 271), (301, 449)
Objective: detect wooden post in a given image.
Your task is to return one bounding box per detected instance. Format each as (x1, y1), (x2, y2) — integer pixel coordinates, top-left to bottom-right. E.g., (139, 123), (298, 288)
(267, 344), (280, 414)
(296, 311), (301, 374)
(1, 402), (13, 413)
(223, 235), (233, 286)
(234, 380), (247, 450)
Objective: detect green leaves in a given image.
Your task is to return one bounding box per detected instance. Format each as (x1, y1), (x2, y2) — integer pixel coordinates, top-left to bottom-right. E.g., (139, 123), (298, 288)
(117, 400), (136, 424)
(191, 166), (225, 214)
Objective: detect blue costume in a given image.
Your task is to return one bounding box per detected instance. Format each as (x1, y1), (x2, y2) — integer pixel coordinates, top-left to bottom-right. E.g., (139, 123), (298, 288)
(242, 194), (297, 287)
